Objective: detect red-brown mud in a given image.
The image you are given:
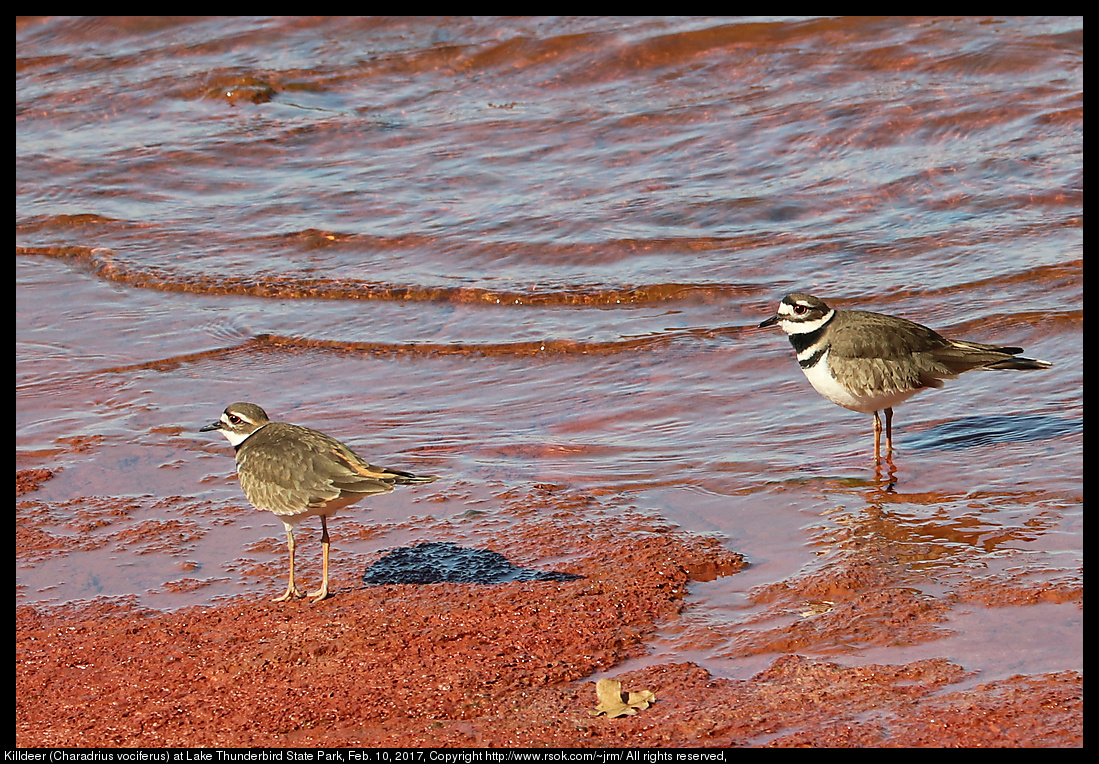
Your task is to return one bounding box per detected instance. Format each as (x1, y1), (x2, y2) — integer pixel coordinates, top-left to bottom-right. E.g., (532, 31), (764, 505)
(15, 478), (1081, 748)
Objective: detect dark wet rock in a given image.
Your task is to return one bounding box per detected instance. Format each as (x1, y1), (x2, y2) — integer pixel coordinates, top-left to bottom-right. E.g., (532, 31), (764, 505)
(362, 541), (582, 585)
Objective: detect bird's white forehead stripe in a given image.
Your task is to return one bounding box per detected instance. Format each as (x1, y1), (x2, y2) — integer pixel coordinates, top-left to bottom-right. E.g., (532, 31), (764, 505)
(224, 411), (258, 426)
(779, 298), (816, 313)
(780, 308), (833, 335)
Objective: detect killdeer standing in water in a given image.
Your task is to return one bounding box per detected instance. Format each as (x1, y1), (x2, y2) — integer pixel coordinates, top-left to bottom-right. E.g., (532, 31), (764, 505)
(201, 402), (438, 602)
(759, 293), (1052, 460)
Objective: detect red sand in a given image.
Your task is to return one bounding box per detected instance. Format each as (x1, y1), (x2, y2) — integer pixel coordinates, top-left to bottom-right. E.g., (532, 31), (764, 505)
(15, 473), (1081, 748)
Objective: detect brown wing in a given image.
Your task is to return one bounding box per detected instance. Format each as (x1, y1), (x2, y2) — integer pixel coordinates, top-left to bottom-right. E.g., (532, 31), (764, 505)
(236, 423), (397, 515)
(827, 310), (1046, 394)
(826, 311), (957, 394)
(326, 439), (439, 487)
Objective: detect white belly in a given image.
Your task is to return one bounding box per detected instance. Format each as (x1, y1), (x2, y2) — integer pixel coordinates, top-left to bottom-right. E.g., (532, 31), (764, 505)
(802, 350), (920, 414)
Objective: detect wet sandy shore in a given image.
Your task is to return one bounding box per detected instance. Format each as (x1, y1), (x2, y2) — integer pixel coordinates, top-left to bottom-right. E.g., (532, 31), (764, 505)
(15, 473), (1081, 748)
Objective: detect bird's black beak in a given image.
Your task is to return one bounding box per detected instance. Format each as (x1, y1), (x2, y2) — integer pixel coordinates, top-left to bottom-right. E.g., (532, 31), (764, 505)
(758, 314), (779, 329)
(199, 420), (223, 433)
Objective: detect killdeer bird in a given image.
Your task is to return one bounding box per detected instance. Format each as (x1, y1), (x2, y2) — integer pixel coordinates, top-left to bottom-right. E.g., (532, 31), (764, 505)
(759, 293), (1052, 460)
(200, 402), (438, 602)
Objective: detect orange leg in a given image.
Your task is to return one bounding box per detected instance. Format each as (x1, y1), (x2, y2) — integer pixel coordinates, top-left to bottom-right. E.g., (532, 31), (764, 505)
(274, 525), (305, 602)
(307, 516), (331, 602)
(872, 408), (896, 462)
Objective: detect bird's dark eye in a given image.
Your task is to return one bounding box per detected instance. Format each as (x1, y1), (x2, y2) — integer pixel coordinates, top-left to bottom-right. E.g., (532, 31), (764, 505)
(228, 415), (242, 424)
(793, 304), (808, 315)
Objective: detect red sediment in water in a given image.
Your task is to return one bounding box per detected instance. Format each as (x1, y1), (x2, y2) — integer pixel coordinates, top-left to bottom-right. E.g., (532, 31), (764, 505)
(16, 468), (55, 496)
(16, 244), (751, 307)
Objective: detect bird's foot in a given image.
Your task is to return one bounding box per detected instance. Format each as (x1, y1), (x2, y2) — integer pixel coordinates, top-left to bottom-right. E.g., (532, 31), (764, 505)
(307, 585), (330, 603)
(274, 586), (305, 603)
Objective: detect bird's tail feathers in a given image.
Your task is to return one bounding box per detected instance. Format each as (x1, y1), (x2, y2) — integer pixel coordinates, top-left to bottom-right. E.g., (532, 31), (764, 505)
(986, 357), (1052, 371)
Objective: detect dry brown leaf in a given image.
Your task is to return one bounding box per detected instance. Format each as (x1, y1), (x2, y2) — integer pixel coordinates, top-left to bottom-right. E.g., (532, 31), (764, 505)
(589, 677), (656, 718)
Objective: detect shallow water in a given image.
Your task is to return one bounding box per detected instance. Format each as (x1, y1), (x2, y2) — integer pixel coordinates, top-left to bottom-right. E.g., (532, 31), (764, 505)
(16, 16), (1081, 684)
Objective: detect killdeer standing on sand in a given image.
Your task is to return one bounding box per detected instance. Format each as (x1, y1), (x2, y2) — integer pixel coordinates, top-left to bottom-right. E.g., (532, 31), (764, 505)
(759, 293), (1052, 460)
(201, 402), (437, 602)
